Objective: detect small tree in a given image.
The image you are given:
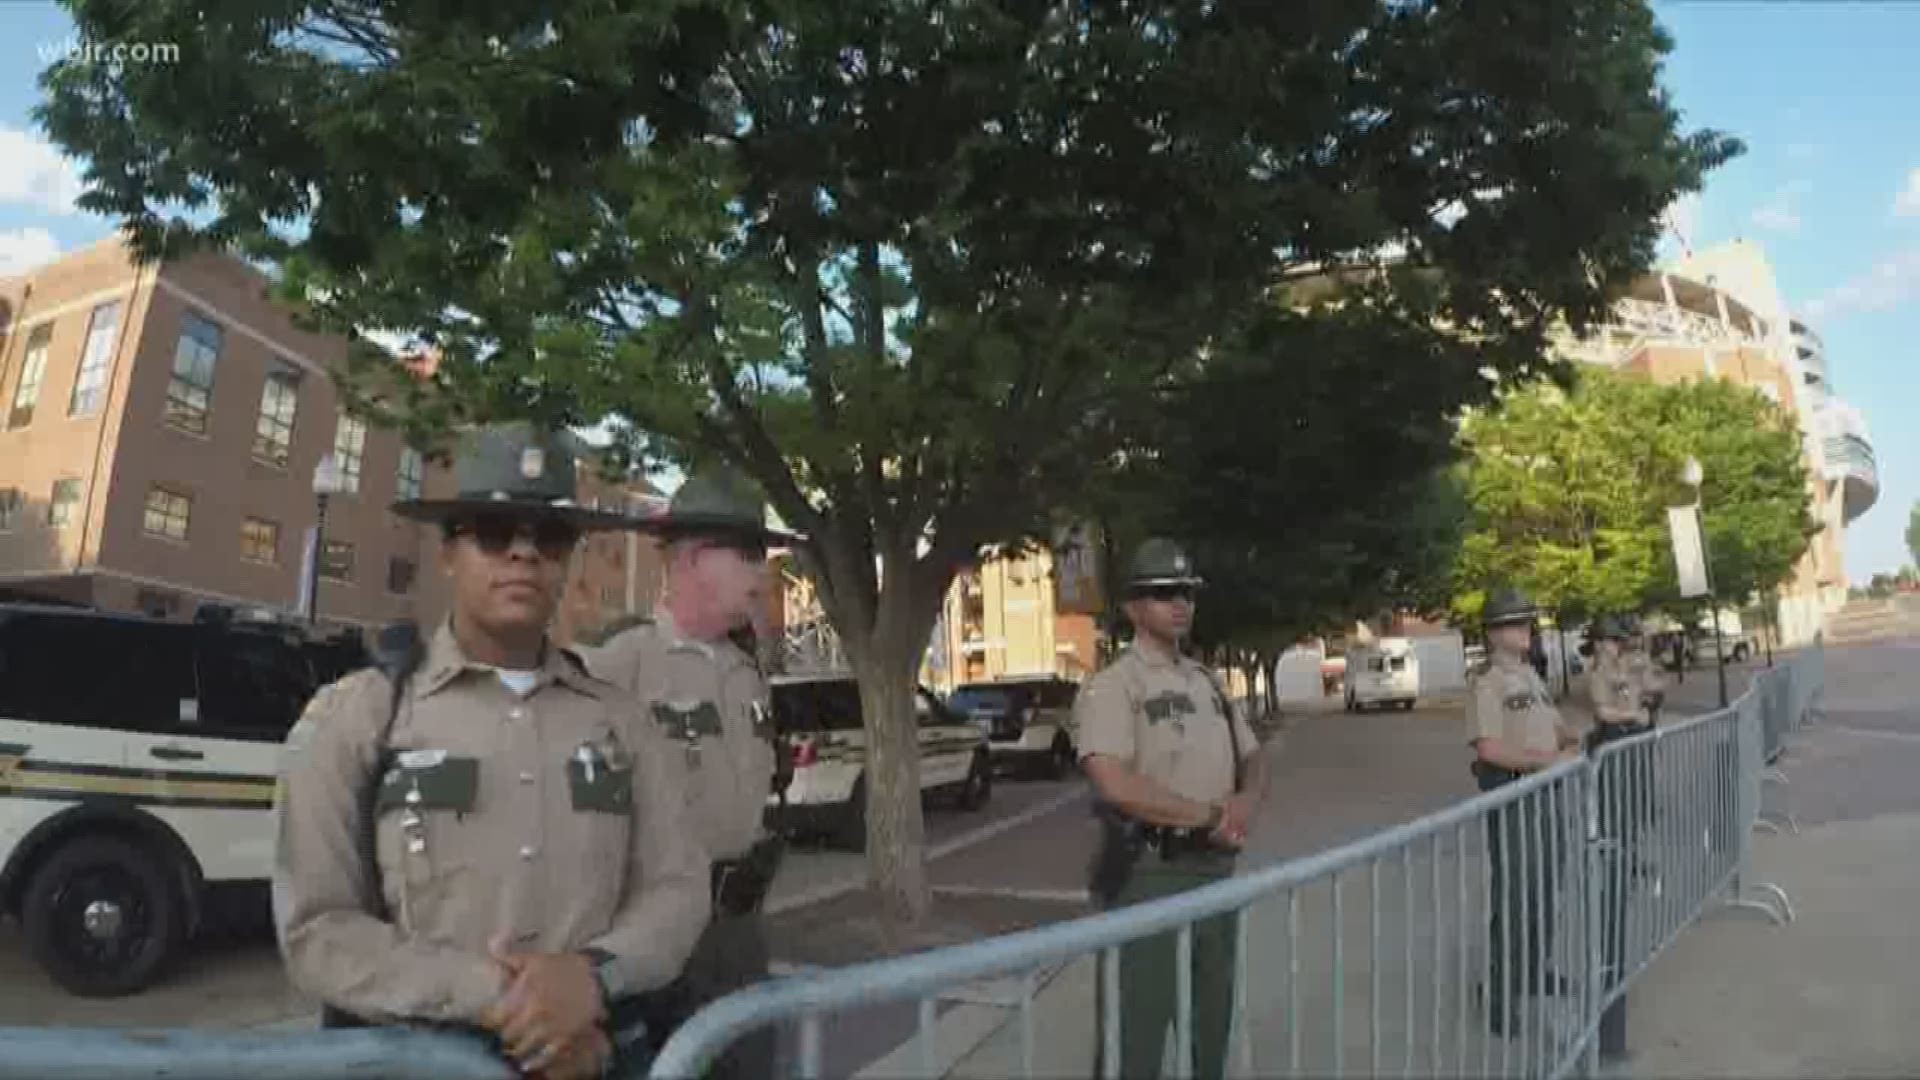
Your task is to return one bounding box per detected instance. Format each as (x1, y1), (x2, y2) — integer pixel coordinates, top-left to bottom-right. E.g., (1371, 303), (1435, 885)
(1906, 502), (1920, 573)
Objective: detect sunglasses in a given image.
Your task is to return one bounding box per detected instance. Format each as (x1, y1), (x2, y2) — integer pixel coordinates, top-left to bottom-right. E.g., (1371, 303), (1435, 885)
(1131, 584), (1197, 603)
(448, 514), (581, 559)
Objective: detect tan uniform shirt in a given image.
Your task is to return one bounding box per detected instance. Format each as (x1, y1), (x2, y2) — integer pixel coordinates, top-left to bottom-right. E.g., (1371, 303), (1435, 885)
(272, 624), (710, 1025)
(580, 613), (776, 861)
(1075, 645), (1260, 805)
(1467, 654), (1563, 756)
(1587, 652), (1648, 725)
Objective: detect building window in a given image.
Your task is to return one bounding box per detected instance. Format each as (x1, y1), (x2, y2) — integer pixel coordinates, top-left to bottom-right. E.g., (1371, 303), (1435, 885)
(320, 539), (355, 582)
(0, 488), (19, 532)
(241, 517), (280, 564)
(8, 325), (52, 429)
(601, 586), (622, 608)
(253, 367), (299, 468)
(68, 301), (122, 417)
(386, 556), (416, 595)
(142, 487), (192, 541)
(333, 413), (367, 495)
(47, 479), (82, 529)
(166, 312), (221, 435)
(397, 446), (423, 501)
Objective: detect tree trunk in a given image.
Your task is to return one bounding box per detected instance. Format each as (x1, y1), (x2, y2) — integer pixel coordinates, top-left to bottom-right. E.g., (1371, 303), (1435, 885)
(843, 560), (950, 924)
(851, 645), (929, 922)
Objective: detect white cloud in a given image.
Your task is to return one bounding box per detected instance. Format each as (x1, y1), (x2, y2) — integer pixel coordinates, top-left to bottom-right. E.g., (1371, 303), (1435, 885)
(1892, 168), (1920, 218)
(0, 126), (84, 215)
(0, 227), (61, 276)
(1751, 200), (1801, 234)
(1803, 247), (1920, 321)
(1785, 142), (1818, 163)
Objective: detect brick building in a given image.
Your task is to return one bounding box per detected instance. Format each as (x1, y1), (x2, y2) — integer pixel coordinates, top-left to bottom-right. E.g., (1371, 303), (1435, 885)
(0, 238), (662, 643)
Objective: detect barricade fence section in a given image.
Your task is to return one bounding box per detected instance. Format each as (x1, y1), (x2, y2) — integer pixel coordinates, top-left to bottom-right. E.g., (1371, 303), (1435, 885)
(0, 650), (1823, 1080)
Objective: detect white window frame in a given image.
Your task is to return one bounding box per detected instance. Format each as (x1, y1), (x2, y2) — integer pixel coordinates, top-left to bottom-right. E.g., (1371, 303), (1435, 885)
(253, 367), (300, 469)
(68, 300), (122, 418)
(8, 324), (52, 429)
(333, 413), (368, 495)
(142, 486), (192, 542)
(166, 312), (221, 435)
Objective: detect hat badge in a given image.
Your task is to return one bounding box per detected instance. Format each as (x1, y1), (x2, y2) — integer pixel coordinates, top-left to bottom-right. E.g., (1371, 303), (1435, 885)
(519, 448), (546, 481)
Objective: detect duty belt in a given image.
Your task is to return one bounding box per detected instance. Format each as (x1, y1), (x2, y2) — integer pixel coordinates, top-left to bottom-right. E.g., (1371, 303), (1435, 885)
(1139, 825), (1233, 860)
(711, 837), (784, 917)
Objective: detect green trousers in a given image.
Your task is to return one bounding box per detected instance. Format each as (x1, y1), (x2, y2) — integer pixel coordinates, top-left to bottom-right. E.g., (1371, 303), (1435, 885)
(1094, 853), (1239, 1080)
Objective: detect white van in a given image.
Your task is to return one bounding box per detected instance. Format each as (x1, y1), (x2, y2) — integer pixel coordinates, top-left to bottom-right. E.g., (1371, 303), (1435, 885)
(1344, 633), (1468, 712)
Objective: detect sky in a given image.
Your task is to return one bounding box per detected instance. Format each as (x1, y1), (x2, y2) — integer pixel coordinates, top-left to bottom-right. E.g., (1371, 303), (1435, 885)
(0, 1), (1913, 582)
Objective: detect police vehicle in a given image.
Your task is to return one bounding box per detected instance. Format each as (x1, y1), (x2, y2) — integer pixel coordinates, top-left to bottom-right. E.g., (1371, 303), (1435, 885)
(767, 673), (991, 850)
(946, 676), (1080, 778)
(0, 603), (361, 996)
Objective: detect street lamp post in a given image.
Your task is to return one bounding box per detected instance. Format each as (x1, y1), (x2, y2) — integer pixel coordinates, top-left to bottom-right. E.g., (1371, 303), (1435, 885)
(308, 453), (346, 627)
(1682, 456), (1730, 709)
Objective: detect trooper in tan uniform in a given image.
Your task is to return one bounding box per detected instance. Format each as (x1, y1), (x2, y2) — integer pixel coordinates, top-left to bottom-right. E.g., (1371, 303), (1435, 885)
(1466, 588), (1580, 1037)
(1078, 539), (1270, 1080)
(273, 424), (710, 1080)
(579, 465), (789, 1079)
(1582, 613), (1659, 1057)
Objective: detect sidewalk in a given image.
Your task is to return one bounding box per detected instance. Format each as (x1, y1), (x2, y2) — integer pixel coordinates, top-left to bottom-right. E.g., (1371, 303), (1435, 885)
(1619, 812), (1920, 1078)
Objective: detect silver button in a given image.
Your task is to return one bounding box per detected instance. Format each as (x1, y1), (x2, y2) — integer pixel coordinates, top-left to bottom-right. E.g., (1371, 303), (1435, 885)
(519, 770), (535, 784)
(509, 707), (527, 721)
(519, 845), (537, 860)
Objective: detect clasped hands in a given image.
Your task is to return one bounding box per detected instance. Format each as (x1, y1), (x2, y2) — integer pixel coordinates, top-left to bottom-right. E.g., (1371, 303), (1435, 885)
(479, 935), (611, 1080)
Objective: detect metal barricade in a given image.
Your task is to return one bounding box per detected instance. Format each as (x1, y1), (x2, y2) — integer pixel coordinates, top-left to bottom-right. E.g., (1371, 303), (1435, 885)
(0, 650), (1824, 1080)
(648, 761), (1598, 1080)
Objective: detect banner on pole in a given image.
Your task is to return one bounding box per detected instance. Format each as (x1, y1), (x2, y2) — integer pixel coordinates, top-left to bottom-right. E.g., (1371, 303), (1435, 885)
(296, 525), (318, 618)
(1668, 506), (1710, 598)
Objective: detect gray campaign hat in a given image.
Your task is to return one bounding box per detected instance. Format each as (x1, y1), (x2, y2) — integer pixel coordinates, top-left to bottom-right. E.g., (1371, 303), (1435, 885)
(390, 422), (634, 530)
(1481, 588), (1540, 628)
(1124, 538), (1204, 590)
(641, 464), (799, 545)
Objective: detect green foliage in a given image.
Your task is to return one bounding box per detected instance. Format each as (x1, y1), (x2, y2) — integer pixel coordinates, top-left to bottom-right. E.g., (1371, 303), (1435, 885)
(1907, 502), (1920, 571)
(1454, 368), (1817, 623)
(39, 0), (1737, 910)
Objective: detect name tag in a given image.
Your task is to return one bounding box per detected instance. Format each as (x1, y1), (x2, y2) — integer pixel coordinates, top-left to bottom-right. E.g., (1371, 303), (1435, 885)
(651, 700), (723, 740)
(1143, 692), (1197, 724)
(376, 754), (479, 813)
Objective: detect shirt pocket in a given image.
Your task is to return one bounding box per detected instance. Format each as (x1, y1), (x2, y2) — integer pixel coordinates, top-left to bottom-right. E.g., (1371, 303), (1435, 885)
(563, 734), (634, 923)
(374, 753), (480, 895)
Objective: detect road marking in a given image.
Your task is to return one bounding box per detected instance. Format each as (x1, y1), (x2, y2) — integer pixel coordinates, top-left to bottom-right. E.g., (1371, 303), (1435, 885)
(766, 786), (1090, 915)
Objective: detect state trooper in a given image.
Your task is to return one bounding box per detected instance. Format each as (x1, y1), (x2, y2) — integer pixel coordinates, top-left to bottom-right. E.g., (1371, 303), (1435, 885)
(1465, 588), (1581, 1037)
(273, 423), (710, 1080)
(1077, 539), (1270, 1080)
(579, 465), (790, 1080)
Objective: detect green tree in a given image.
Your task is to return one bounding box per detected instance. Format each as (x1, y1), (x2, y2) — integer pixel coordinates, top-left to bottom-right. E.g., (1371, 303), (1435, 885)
(1644, 377), (1821, 619)
(1906, 501), (1919, 571)
(1454, 373), (1672, 625)
(41, 0), (1735, 917)
(1455, 368), (1816, 628)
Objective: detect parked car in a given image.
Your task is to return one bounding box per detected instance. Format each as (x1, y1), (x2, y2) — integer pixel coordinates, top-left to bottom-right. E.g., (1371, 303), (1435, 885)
(946, 676), (1080, 779)
(1688, 627), (1754, 664)
(766, 674), (991, 850)
(0, 603), (348, 997)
